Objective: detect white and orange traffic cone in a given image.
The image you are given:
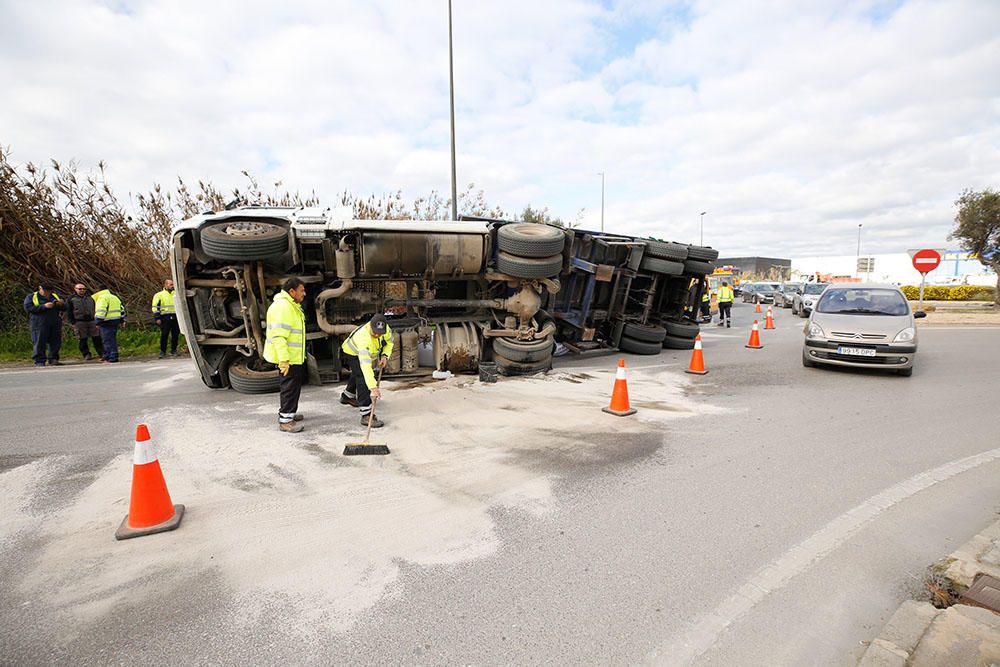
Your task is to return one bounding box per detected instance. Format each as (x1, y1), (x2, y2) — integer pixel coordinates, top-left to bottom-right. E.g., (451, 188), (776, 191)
(745, 320), (764, 349)
(602, 358), (637, 417)
(685, 334), (708, 375)
(755, 301), (762, 313)
(764, 305), (775, 330)
(115, 424), (184, 540)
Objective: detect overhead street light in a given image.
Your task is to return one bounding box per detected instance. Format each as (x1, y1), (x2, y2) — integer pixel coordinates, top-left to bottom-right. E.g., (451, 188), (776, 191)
(700, 211), (707, 246)
(598, 172), (605, 232)
(448, 0), (458, 221)
(856, 223), (863, 277)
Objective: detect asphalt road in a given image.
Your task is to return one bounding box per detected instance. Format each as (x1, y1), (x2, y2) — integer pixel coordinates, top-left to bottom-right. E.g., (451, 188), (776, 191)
(1, 302), (997, 665)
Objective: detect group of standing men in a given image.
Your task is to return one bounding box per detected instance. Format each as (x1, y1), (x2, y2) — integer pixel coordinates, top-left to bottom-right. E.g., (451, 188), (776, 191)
(23, 279), (181, 366)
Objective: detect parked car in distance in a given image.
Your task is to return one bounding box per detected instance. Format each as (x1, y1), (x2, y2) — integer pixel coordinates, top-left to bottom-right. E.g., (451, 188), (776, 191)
(792, 282), (828, 316)
(775, 282), (803, 308)
(802, 284), (926, 376)
(742, 282), (777, 304)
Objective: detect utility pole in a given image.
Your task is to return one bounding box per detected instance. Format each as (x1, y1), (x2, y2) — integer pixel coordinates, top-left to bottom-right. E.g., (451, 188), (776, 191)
(856, 224), (862, 277)
(448, 0), (458, 221)
(700, 211), (707, 246)
(598, 171), (605, 232)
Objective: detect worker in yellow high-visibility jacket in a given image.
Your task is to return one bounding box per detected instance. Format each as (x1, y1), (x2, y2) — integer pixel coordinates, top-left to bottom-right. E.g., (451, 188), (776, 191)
(151, 278), (180, 358)
(263, 277), (307, 433)
(717, 281), (735, 328)
(339, 314), (393, 428)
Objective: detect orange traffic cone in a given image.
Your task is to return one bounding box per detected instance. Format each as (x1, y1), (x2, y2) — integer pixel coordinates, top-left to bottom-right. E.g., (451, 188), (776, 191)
(746, 320), (764, 349)
(764, 305), (775, 330)
(115, 424), (184, 540)
(602, 358), (637, 417)
(755, 301), (762, 313)
(685, 334), (708, 375)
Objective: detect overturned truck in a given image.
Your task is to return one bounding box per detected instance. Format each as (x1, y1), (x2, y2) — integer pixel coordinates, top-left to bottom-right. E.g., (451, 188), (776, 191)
(169, 206), (718, 393)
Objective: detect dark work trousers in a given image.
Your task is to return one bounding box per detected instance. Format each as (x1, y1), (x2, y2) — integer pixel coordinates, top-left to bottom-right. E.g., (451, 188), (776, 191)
(718, 302), (732, 326)
(278, 363), (307, 423)
(158, 315), (180, 354)
(74, 321), (104, 358)
(700, 301), (711, 320)
(343, 354), (374, 417)
(99, 321), (121, 361)
(30, 319), (62, 365)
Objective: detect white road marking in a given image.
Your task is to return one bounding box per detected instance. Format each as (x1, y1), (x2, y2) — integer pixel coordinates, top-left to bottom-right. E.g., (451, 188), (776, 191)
(650, 446), (1000, 665)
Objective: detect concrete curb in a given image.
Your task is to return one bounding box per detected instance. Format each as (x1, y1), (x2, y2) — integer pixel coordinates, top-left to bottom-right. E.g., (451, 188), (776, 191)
(940, 520), (1000, 592)
(858, 601), (940, 666)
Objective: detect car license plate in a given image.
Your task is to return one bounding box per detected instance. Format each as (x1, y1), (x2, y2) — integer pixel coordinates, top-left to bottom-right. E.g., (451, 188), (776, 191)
(837, 346), (876, 357)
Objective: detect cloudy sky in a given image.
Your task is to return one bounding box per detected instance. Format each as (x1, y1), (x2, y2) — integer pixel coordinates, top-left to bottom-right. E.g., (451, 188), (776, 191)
(2, 0), (998, 256)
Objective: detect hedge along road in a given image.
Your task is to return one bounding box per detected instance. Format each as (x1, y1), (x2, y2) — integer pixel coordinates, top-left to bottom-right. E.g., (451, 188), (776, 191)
(0, 302), (998, 665)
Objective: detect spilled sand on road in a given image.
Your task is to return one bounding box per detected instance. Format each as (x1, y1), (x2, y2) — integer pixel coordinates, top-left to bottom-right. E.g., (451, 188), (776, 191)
(9, 366), (718, 635)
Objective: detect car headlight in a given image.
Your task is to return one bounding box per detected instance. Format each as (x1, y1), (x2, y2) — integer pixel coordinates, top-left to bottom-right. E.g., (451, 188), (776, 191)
(808, 322), (825, 338)
(893, 327), (915, 343)
(804, 299), (814, 307)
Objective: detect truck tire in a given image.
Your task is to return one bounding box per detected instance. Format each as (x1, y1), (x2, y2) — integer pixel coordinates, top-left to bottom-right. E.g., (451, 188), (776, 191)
(663, 319), (699, 339)
(643, 240), (688, 261)
(497, 223), (565, 258)
(493, 335), (555, 363)
(686, 245), (719, 261)
(200, 221), (288, 261)
(619, 335), (661, 355)
(639, 256), (684, 276)
(662, 334), (696, 350)
(228, 357), (281, 394)
(494, 352), (552, 376)
(683, 259), (715, 275)
(496, 251), (563, 278)
(622, 322), (667, 343)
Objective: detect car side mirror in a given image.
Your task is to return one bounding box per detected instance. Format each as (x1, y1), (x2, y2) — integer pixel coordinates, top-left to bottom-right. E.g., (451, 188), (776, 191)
(913, 311), (927, 319)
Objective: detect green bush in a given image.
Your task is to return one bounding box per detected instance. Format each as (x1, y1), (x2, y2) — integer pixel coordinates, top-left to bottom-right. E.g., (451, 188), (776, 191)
(900, 285), (995, 301)
(0, 326), (186, 363)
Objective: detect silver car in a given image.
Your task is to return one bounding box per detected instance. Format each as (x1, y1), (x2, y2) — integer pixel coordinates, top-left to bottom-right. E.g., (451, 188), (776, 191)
(775, 282), (803, 308)
(802, 284), (926, 376)
(792, 282), (828, 317)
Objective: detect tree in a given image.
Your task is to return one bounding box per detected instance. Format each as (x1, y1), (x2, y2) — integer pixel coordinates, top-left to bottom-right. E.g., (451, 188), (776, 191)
(520, 205), (564, 227)
(951, 188), (1000, 306)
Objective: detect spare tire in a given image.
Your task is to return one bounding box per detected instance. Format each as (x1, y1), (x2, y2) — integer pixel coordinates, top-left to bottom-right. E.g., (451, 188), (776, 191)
(686, 245), (719, 261)
(683, 259), (715, 275)
(644, 240), (688, 261)
(497, 223), (565, 258)
(201, 220), (289, 261)
(622, 322), (667, 343)
(664, 319), (700, 339)
(619, 335), (661, 355)
(494, 352), (551, 376)
(228, 357), (281, 394)
(493, 335), (554, 363)
(496, 252), (563, 279)
(662, 334), (696, 350)
(639, 256), (684, 276)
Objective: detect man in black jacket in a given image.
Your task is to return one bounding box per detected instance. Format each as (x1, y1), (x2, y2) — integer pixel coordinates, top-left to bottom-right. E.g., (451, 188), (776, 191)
(23, 282), (65, 366)
(66, 283), (105, 360)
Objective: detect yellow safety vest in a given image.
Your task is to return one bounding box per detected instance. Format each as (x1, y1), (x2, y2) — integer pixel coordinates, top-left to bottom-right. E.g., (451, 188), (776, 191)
(152, 289), (176, 315)
(702, 291), (710, 303)
(32, 291), (60, 306)
(341, 322), (394, 390)
(718, 286), (734, 303)
(93, 290), (125, 321)
(263, 290), (306, 365)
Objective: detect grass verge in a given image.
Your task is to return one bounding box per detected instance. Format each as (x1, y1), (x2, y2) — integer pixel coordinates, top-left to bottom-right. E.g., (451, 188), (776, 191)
(0, 327), (187, 363)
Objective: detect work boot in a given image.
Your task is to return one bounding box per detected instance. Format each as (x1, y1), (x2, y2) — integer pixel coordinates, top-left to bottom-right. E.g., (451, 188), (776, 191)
(363, 414), (385, 428)
(83, 353), (92, 361)
(171, 350), (180, 357)
(49, 361), (62, 366)
(717, 321), (724, 326)
(279, 421), (304, 433)
(293, 413), (304, 422)
(340, 393), (359, 408)
(159, 353), (165, 359)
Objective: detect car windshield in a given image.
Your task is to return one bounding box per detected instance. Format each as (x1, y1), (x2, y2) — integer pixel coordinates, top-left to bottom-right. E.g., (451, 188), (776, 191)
(781, 285), (800, 293)
(756, 286), (775, 293)
(803, 284), (827, 295)
(816, 288), (909, 315)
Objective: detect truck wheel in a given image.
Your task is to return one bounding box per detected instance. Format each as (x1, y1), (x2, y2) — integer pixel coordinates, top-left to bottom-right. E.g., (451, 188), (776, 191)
(200, 221), (288, 261)
(622, 322), (667, 343)
(683, 259), (715, 275)
(493, 335), (555, 363)
(639, 256), (684, 275)
(494, 352), (552, 376)
(663, 319), (699, 339)
(686, 245), (720, 261)
(619, 335), (662, 355)
(496, 251), (563, 278)
(228, 357), (281, 394)
(497, 223), (565, 258)
(662, 334), (696, 350)
(643, 240), (688, 261)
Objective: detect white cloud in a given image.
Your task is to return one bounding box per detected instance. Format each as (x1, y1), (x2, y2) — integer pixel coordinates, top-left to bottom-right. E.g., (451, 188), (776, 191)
(1, 0), (998, 256)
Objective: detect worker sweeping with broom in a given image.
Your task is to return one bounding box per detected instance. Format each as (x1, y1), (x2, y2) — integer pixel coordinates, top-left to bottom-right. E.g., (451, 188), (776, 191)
(339, 314), (393, 429)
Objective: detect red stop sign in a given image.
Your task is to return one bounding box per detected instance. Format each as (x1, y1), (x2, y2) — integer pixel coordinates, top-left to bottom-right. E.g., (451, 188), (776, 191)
(912, 248), (942, 273)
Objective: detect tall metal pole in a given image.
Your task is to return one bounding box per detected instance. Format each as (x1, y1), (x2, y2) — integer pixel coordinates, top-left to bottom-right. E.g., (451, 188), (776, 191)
(856, 223), (862, 277)
(700, 211), (707, 246)
(598, 172), (605, 232)
(448, 0), (458, 221)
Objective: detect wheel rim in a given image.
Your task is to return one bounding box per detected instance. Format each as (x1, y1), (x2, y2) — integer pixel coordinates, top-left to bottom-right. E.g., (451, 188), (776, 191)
(222, 221), (273, 238)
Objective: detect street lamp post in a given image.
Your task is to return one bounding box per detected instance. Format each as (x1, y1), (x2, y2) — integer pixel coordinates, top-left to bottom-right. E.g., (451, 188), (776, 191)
(448, 0), (458, 221)
(856, 224), (862, 277)
(700, 211), (707, 246)
(598, 171), (605, 232)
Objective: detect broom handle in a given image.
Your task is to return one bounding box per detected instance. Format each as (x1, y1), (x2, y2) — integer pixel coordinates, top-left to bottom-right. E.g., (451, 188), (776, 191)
(363, 364), (385, 442)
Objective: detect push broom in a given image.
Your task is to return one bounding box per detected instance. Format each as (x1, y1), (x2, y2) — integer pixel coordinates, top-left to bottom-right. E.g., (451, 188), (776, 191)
(343, 366), (390, 456)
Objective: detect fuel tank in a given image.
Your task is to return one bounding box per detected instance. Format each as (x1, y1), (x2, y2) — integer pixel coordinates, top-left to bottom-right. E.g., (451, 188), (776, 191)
(359, 232), (486, 277)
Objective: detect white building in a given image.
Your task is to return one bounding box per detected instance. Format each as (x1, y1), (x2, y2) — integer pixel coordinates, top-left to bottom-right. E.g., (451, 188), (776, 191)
(790, 250), (994, 286)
